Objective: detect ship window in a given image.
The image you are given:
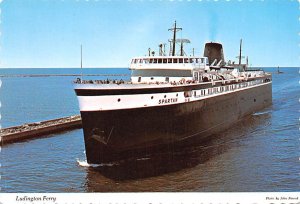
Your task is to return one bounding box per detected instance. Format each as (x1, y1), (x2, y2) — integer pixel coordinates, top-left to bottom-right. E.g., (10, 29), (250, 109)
(179, 59), (183, 63)
(173, 58), (178, 63)
(158, 59), (162, 63)
(163, 59), (167, 63)
(184, 58), (188, 63)
(201, 58), (204, 64)
(168, 58), (172, 63)
(134, 59), (138, 64)
(153, 59), (158, 63)
(165, 77), (169, 82)
(138, 77), (141, 82)
(143, 59), (149, 64)
(184, 91), (192, 98)
(150, 59), (154, 63)
(132, 69), (192, 77)
(139, 59), (143, 63)
(118, 98), (121, 102)
(131, 59), (134, 64)
(193, 72), (199, 81)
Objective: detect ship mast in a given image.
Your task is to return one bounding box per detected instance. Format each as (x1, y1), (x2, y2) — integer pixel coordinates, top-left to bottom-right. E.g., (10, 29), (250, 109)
(239, 39), (242, 65)
(168, 21), (182, 56)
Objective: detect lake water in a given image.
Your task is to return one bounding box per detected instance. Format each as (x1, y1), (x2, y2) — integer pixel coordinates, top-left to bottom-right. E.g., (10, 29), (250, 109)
(0, 67), (299, 192)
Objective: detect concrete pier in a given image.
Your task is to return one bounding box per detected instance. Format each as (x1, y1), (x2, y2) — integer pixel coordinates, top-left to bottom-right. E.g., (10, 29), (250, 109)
(0, 115), (82, 145)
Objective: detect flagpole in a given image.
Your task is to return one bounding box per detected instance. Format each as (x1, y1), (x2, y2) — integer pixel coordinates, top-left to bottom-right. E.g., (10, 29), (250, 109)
(80, 44), (83, 81)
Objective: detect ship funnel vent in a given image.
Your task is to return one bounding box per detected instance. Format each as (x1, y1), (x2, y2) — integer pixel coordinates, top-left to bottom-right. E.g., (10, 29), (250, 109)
(204, 42), (225, 67)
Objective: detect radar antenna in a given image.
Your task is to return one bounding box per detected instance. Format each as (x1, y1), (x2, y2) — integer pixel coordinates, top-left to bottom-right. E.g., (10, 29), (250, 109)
(175, 39), (191, 56)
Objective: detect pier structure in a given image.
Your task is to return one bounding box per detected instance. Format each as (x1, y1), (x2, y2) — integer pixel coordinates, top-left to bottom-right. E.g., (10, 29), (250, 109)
(0, 115), (82, 145)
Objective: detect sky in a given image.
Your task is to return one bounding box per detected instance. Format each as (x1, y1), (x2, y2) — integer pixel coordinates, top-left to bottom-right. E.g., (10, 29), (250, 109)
(0, 0), (299, 68)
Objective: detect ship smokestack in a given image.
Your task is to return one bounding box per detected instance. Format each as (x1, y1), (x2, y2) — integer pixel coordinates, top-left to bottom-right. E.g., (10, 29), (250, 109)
(203, 42), (225, 66)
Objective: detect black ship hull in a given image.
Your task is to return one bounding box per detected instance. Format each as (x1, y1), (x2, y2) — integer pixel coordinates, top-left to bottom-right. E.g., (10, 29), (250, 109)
(80, 82), (272, 164)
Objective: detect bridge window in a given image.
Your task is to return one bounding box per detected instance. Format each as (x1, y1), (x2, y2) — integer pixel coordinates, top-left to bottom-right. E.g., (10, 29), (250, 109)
(132, 69), (192, 77)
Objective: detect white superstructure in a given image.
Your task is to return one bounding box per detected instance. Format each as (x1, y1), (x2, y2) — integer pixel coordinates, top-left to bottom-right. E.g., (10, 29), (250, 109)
(130, 56), (210, 83)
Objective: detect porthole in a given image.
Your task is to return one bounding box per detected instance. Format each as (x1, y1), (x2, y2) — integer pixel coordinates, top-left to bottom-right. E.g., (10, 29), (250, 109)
(176, 93), (178, 97)
(254, 99), (256, 102)
(118, 98), (121, 102)
(164, 95), (167, 98)
(151, 96), (154, 99)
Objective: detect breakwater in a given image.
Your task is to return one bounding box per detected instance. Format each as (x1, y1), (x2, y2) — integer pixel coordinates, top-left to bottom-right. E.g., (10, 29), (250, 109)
(0, 115), (82, 145)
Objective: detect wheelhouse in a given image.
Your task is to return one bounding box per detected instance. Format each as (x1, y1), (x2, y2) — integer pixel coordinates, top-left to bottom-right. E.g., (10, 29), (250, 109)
(130, 56), (209, 66)
(130, 56), (210, 83)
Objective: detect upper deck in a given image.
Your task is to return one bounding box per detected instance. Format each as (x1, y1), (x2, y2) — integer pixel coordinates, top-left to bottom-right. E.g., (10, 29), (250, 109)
(130, 56), (210, 70)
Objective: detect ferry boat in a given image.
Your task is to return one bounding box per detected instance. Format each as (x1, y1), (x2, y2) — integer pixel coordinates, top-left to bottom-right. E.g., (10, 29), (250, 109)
(74, 22), (272, 164)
